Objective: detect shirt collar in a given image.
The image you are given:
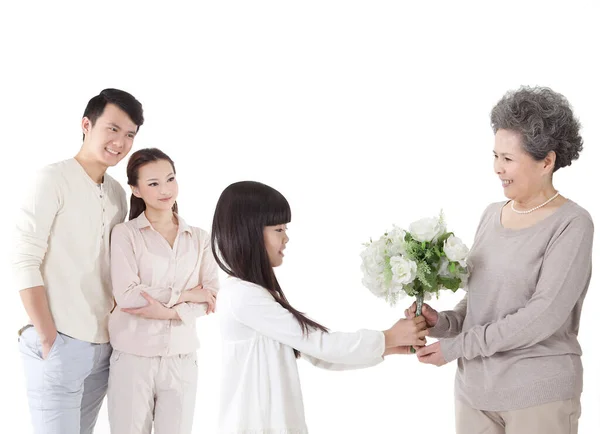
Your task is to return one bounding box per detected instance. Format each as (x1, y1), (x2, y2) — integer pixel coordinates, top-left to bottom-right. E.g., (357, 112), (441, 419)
(134, 212), (192, 234)
(69, 158), (107, 188)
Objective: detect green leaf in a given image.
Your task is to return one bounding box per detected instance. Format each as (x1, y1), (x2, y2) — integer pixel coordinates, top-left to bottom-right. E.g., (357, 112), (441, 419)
(449, 262), (456, 274)
(439, 277), (461, 292)
(437, 231), (454, 245)
(425, 272), (437, 291)
(430, 246), (442, 262)
(416, 262), (433, 289)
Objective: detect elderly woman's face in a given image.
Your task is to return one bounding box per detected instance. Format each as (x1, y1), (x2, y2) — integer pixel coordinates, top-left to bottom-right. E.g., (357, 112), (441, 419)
(493, 129), (548, 200)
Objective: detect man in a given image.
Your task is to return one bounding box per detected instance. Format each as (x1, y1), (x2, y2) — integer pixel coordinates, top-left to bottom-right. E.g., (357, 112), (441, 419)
(14, 88), (144, 434)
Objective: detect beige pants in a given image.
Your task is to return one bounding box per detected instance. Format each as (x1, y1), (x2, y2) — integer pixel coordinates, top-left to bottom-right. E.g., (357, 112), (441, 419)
(456, 398), (581, 434)
(107, 350), (198, 434)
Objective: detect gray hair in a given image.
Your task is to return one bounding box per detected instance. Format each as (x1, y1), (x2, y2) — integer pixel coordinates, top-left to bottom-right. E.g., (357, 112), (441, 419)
(490, 86), (583, 172)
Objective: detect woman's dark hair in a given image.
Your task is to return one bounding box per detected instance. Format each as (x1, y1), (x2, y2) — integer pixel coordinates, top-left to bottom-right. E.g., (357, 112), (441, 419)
(126, 148), (178, 220)
(82, 88), (144, 141)
(211, 181), (328, 357)
(490, 86), (583, 172)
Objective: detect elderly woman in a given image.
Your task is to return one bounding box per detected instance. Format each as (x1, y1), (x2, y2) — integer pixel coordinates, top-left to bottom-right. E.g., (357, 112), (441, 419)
(407, 86), (594, 434)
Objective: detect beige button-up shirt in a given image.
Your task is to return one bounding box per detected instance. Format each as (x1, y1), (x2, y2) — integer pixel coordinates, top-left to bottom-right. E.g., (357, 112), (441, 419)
(109, 212), (219, 357)
(13, 158), (127, 343)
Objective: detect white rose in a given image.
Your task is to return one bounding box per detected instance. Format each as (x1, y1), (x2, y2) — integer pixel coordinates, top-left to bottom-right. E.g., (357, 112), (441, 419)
(438, 256), (451, 277)
(389, 256), (417, 287)
(387, 226), (407, 256)
(361, 239), (388, 295)
(444, 235), (469, 262)
(361, 238), (386, 271)
(409, 216), (446, 243)
(362, 272), (388, 296)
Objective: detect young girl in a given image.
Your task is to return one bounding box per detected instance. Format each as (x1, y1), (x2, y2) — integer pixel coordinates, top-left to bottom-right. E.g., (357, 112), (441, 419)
(211, 180), (428, 433)
(107, 148), (218, 434)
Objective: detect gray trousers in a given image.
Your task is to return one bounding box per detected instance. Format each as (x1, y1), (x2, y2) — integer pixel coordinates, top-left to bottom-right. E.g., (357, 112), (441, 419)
(18, 326), (111, 434)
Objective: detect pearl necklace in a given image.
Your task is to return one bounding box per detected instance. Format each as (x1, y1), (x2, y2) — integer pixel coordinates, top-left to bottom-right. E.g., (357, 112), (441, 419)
(511, 191), (560, 214)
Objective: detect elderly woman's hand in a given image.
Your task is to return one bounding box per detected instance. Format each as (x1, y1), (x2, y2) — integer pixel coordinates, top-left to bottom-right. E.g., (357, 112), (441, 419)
(416, 341), (448, 367)
(404, 302), (439, 328)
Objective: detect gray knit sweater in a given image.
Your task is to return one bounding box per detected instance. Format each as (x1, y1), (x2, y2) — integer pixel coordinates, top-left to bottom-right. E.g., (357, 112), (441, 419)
(432, 200), (594, 411)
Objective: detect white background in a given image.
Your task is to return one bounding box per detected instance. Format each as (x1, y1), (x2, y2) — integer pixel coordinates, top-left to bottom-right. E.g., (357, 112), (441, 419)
(1, 1), (599, 433)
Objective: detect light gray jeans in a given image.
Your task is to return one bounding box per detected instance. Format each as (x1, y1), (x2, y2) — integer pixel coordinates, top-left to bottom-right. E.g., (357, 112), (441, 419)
(18, 326), (111, 434)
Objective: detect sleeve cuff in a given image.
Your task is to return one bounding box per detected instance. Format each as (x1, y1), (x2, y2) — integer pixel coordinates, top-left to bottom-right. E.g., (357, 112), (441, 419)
(429, 312), (451, 338)
(14, 271), (44, 291)
(165, 286), (180, 308)
(440, 336), (463, 362)
(361, 329), (386, 359)
(375, 330), (386, 358)
(174, 302), (207, 327)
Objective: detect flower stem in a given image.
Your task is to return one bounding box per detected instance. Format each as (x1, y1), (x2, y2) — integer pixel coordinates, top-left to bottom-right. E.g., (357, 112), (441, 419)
(410, 293), (425, 354)
(415, 293), (424, 316)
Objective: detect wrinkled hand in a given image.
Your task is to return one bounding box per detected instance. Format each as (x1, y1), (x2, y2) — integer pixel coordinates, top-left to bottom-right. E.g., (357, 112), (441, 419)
(122, 291), (178, 320)
(416, 341), (448, 367)
(404, 302), (439, 328)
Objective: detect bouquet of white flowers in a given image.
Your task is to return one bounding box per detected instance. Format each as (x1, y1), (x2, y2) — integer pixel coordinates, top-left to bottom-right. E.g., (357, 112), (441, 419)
(360, 212), (469, 349)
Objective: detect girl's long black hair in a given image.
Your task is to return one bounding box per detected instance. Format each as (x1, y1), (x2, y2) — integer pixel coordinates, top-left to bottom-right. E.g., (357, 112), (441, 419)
(211, 181), (328, 357)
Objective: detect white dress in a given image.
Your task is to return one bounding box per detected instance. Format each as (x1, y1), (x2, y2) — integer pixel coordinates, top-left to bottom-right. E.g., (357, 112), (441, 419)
(217, 277), (385, 434)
